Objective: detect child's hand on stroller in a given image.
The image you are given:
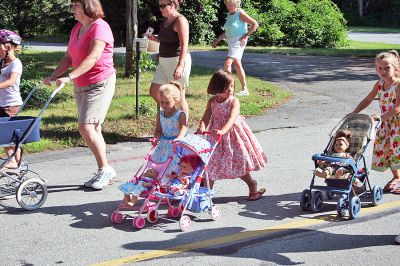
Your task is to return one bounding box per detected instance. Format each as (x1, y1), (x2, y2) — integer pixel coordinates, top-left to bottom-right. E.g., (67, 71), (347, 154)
(213, 129), (225, 136)
(372, 114), (381, 121)
(195, 127), (205, 134)
(150, 137), (159, 146)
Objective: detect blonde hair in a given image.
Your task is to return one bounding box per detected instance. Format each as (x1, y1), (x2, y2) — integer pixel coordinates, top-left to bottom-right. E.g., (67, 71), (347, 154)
(224, 0), (241, 7)
(159, 81), (183, 106)
(375, 50), (400, 72)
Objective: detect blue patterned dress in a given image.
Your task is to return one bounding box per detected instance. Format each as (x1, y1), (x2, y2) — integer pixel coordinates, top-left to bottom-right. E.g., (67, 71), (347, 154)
(151, 110), (184, 178)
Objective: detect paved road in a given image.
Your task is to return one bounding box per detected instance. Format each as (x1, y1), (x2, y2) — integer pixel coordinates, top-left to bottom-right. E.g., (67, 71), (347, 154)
(1, 45), (400, 265)
(348, 31), (400, 44)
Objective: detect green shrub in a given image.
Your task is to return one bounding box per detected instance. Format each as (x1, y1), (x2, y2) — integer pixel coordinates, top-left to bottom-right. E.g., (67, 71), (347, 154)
(248, 0), (348, 48)
(181, 0), (218, 44)
(19, 79), (70, 109)
(288, 0), (348, 48)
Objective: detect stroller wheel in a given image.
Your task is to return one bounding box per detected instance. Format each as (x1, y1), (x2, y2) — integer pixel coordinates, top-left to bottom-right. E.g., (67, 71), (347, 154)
(171, 207), (180, 218)
(326, 191), (335, 200)
(16, 178), (48, 211)
(179, 215), (191, 231)
(371, 185), (383, 206)
(147, 209), (159, 223)
(167, 206), (180, 218)
(336, 195), (347, 218)
(178, 202), (185, 213)
(349, 196), (361, 219)
(300, 189), (311, 211)
(311, 191), (323, 213)
(111, 211), (123, 224)
(133, 216), (145, 229)
(211, 206), (221, 221)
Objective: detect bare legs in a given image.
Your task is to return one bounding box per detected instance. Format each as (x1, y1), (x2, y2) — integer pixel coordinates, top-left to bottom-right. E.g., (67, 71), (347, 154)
(79, 123), (109, 169)
(2, 147), (21, 168)
(224, 57), (248, 93)
(149, 82), (189, 117)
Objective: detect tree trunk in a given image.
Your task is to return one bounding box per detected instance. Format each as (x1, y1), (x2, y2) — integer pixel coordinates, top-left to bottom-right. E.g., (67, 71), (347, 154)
(358, 0), (364, 17)
(125, 0), (138, 77)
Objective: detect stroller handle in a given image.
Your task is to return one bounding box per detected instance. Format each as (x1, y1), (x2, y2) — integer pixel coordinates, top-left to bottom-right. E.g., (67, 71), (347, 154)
(195, 130), (222, 142)
(36, 82), (66, 119)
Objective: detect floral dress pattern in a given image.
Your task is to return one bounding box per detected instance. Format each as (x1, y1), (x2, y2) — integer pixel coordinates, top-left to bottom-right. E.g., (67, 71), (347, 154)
(372, 79), (400, 171)
(151, 110), (184, 177)
(207, 96), (267, 181)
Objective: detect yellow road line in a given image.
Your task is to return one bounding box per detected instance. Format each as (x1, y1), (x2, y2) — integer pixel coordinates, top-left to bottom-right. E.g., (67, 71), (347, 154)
(93, 200), (400, 266)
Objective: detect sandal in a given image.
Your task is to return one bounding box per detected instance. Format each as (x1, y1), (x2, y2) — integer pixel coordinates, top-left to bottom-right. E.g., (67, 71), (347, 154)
(248, 188), (266, 201)
(391, 186), (400, 194)
(383, 178), (400, 192)
(236, 90), (249, 96)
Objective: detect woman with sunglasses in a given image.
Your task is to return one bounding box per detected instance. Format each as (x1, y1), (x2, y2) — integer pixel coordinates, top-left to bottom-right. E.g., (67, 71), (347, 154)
(145, 0), (191, 117)
(43, 0), (116, 190)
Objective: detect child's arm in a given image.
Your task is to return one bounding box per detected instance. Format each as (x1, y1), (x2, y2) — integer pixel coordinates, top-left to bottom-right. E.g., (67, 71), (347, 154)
(175, 112), (188, 140)
(215, 97), (240, 135)
(380, 83), (400, 121)
(351, 82), (379, 114)
(153, 113), (162, 143)
(197, 99), (212, 133)
(0, 72), (20, 89)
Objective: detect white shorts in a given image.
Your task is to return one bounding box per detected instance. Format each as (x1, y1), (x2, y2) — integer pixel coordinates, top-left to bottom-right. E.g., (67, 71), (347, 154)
(227, 36), (246, 60)
(152, 53), (191, 88)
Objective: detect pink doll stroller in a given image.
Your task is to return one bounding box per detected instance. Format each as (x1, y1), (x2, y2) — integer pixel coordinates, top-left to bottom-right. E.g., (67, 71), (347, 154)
(146, 132), (222, 231)
(110, 142), (176, 229)
(0, 83), (65, 210)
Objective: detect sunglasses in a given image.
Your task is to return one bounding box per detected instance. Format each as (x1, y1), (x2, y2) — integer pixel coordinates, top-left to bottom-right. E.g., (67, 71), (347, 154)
(159, 3), (170, 9)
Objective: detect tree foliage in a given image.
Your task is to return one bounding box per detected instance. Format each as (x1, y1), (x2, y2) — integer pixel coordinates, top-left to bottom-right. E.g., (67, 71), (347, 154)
(0, 0), (348, 48)
(332, 0), (400, 27)
(0, 0), (70, 37)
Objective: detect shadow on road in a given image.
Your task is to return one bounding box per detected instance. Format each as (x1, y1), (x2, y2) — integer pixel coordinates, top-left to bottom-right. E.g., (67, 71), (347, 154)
(121, 226), (397, 265)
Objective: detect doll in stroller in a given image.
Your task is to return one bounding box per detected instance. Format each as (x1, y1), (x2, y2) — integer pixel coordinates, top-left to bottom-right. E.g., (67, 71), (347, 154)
(300, 114), (384, 219)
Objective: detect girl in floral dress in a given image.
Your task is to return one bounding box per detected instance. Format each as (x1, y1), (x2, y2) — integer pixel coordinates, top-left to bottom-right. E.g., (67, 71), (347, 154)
(351, 50), (400, 195)
(151, 82), (187, 177)
(197, 69), (267, 201)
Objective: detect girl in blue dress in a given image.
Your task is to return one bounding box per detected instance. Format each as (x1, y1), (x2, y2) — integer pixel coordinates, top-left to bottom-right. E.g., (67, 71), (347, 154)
(151, 81), (188, 179)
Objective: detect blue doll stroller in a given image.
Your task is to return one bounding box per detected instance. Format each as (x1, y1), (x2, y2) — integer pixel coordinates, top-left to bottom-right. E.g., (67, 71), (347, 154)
(300, 114), (384, 219)
(147, 132), (221, 231)
(0, 83), (65, 210)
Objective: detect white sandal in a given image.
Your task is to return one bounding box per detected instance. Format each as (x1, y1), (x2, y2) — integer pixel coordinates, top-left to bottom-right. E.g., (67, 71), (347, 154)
(236, 90), (249, 96)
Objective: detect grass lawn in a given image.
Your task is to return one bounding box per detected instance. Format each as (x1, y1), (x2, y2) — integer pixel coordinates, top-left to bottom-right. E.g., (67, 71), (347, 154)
(18, 50), (290, 153)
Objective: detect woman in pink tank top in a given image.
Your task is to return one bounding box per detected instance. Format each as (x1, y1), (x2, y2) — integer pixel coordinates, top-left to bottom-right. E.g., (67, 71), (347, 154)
(43, 0), (117, 191)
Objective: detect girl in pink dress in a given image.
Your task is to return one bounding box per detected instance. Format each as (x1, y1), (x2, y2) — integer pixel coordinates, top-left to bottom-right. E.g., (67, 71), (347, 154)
(197, 69), (267, 201)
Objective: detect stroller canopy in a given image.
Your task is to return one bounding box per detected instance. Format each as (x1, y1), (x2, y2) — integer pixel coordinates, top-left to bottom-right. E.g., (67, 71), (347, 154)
(172, 133), (216, 165)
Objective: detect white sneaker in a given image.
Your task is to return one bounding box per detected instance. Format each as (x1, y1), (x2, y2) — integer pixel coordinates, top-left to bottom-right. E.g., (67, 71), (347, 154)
(91, 166), (117, 190)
